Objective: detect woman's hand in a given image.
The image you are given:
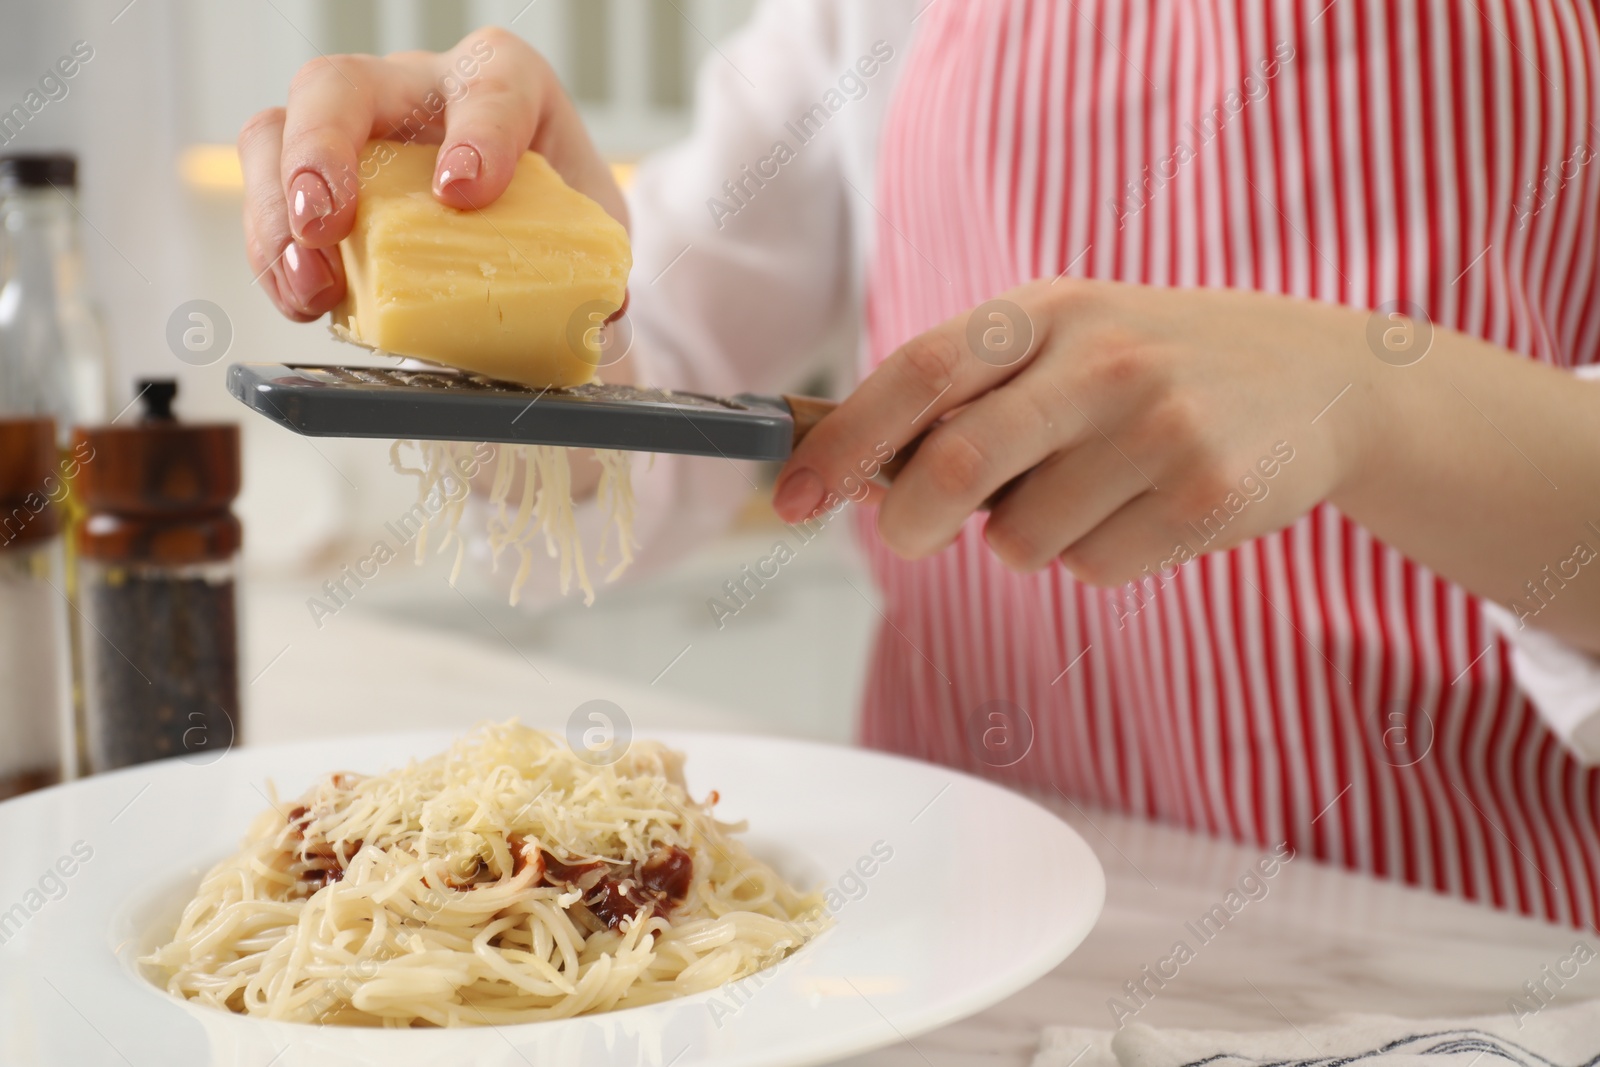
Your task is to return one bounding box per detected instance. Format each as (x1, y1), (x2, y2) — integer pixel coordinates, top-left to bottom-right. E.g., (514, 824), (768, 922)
(774, 279), (1374, 585)
(237, 26), (626, 323)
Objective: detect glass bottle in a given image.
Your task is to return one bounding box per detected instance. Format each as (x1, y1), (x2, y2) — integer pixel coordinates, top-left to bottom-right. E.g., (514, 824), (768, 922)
(0, 153), (111, 436)
(75, 380), (241, 772)
(0, 416), (73, 799)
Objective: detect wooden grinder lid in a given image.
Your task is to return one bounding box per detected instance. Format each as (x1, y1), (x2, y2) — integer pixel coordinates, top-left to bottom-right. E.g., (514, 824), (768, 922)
(72, 381), (241, 564)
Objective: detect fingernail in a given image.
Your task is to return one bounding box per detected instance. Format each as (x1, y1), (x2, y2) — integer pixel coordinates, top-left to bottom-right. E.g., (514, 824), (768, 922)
(604, 290), (630, 325)
(773, 468), (824, 521)
(434, 144), (481, 192)
(282, 242), (334, 311)
(289, 171), (334, 239)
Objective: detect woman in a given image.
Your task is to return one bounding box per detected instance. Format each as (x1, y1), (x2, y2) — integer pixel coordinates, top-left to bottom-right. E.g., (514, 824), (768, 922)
(239, 2), (1600, 928)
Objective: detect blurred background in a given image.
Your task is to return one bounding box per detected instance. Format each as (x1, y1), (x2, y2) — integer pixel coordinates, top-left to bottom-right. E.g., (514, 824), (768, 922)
(0, 0), (876, 745)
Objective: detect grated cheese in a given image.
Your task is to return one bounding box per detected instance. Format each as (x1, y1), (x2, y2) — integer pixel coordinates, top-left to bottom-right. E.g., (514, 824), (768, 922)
(389, 442), (640, 606)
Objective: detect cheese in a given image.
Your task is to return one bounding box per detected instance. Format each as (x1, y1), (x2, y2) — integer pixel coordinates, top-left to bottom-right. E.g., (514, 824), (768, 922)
(389, 440), (641, 606)
(333, 141), (631, 388)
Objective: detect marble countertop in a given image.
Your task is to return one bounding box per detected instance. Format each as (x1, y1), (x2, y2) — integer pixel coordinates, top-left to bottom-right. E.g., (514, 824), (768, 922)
(243, 590), (1600, 1066)
(838, 802), (1600, 1066)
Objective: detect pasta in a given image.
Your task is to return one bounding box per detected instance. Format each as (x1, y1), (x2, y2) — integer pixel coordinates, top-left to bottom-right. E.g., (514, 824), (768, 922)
(390, 441), (640, 605)
(144, 723), (825, 1027)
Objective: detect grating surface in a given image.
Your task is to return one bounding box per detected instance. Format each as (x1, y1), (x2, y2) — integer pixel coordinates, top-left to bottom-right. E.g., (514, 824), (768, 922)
(291, 365), (749, 411)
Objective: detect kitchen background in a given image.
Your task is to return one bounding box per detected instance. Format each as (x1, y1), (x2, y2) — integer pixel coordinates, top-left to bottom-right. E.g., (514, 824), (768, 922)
(0, 0), (876, 743)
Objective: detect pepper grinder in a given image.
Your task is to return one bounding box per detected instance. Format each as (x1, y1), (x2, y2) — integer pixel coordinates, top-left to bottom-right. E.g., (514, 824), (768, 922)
(73, 380), (241, 772)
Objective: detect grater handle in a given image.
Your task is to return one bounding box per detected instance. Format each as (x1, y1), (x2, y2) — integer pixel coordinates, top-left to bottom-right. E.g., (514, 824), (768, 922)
(780, 394), (1010, 510)
(783, 394), (913, 484)
(780, 393), (836, 445)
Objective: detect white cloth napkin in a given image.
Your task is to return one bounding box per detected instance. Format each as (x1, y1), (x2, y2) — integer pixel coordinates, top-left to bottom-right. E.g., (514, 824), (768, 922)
(1033, 999), (1600, 1067)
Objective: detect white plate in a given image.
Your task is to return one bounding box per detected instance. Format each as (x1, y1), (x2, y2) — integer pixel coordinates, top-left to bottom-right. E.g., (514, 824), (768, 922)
(0, 730), (1104, 1067)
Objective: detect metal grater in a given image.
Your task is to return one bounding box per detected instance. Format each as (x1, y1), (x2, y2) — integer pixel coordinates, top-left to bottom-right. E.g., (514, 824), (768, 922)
(226, 363), (807, 461)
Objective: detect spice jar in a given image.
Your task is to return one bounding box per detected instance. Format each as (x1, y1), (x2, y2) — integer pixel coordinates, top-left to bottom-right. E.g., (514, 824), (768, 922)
(74, 380), (241, 772)
(0, 417), (73, 798)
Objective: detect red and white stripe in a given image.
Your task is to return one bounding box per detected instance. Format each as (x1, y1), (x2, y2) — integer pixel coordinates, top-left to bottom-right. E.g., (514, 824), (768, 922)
(857, 0), (1600, 929)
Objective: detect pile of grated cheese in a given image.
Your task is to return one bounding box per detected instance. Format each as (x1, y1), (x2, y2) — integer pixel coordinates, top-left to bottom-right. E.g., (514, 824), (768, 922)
(293, 722), (705, 882)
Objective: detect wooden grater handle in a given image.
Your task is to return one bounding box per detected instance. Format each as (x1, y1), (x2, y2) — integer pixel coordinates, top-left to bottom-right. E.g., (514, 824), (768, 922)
(782, 394), (1013, 509)
(784, 394), (915, 484)
(780, 393), (836, 444)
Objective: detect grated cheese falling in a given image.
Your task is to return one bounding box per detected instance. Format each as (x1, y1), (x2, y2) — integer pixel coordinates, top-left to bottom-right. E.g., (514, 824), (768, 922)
(594, 449), (640, 582)
(389, 442), (639, 606)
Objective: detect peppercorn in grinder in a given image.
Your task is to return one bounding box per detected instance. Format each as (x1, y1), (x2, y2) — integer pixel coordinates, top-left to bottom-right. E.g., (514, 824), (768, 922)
(73, 380), (240, 772)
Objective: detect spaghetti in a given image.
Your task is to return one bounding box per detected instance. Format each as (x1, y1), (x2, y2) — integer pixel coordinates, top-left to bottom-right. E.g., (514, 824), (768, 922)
(144, 723), (825, 1026)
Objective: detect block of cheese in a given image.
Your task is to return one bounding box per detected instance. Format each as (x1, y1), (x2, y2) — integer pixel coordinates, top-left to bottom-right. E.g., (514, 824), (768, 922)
(332, 140), (631, 388)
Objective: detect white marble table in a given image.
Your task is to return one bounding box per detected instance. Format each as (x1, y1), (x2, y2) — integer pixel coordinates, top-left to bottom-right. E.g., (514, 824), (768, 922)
(837, 802), (1600, 1066)
(243, 589), (1600, 1066)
